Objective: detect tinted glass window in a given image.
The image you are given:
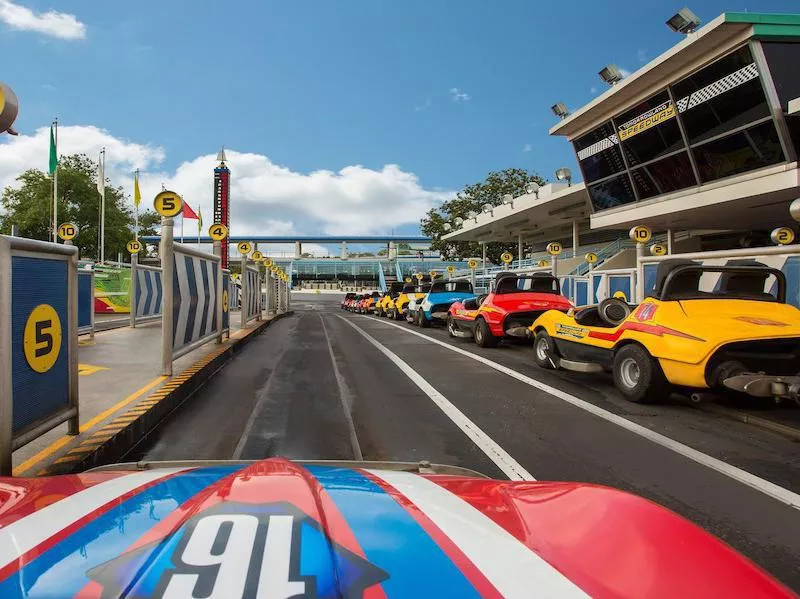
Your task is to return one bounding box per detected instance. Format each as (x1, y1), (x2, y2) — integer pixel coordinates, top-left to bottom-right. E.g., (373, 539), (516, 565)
(672, 46), (770, 145)
(762, 42), (800, 111)
(447, 281), (473, 293)
(588, 173), (636, 210)
(692, 121), (784, 183)
(630, 152), (697, 199)
(574, 122), (626, 182)
(616, 91), (685, 166)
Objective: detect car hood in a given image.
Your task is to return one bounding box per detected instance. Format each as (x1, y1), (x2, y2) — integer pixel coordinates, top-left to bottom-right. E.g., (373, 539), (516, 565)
(675, 299), (800, 340)
(0, 458), (790, 598)
(494, 292), (572, 311)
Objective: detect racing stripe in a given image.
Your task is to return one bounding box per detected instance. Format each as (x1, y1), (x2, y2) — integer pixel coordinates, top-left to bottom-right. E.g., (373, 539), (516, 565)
(307, 465), (482, 598)
(368, 470), (588, 599)
(0, 466), (242, 598)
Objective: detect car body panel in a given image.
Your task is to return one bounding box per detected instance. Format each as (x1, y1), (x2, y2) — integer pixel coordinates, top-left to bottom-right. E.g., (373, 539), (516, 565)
(0, 458), (791, 598)
(393, 285), (430, 318)
(451, 290), (572, 337)
(412, 281), (475, 323)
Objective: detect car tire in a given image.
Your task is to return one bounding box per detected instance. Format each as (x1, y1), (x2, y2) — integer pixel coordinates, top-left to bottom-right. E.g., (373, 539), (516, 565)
(474, 318), (498, 348)
(447, 315), (458, 338)
(613, 344), (670, 403)
(533, 330), (558, 369)
(416, 309), (429, 328)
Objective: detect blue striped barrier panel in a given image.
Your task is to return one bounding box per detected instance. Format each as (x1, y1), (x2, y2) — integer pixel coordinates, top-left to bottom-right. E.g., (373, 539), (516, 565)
(130, 258), (163, 327)
(172, 247), (220, 356)
(77, 269), (95, 337)
(0, 236), (80, 474)
(243, 265), (261, 324)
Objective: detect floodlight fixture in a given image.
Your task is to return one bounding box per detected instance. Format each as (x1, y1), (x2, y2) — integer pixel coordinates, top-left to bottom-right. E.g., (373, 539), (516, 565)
(666, 8), (701, 34)
(443, 223), (452, 232)
(555, 167), (572, 185)
(467, 211), (478, 222)
(599, 64), (623, 86)
(453, 217), (464, 227)
(524, 182), (540, 197)
(551, 102), (570, 119)
(482, 203), (494, 215)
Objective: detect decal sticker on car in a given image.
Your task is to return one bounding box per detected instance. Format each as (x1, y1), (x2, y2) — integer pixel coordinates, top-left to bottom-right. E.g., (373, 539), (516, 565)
(555, 324), (588, 339)
(734, 316), (789, 327)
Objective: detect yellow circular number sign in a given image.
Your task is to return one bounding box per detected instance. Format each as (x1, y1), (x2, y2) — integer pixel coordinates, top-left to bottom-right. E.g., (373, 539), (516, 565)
(270, 265), (278, 273)
(538, 260), (549, 267)
(546, 242), (562, 256)
(208, 223), (228, 241)
(429, 270), (438, 278)
(650, 243), (667, 256)
(57, 222), (78, 241)
(415, 273), (424, 280)
(263, 257), (273, 267)
(467, 259), (478, 269)
(23, 304), (62, 373)
(446, 265), (455, 273)
(585, 252), (598, 264)
(251, 250), (263, 261)
(405, 277), (412, 283)
(222, 289), (229, 312)
(630, 225), (652, 244)
(237, 241), (253, 255)
(500, 252), (513, 264)
(771, 227), (795, 246)
(127, 240), (142, 254)
(153, 190), (183, 217)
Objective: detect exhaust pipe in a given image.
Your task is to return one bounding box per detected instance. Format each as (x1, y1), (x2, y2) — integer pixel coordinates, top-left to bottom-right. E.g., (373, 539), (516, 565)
(690, 392), (716, 403)
(505, 326), (531, 338)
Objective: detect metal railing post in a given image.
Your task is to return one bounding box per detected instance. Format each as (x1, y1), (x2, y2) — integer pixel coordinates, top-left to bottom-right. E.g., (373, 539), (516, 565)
(635, 242), (645, 303)
(130, 252), (138, 328)
(256, 268), (263, 321)
(0, 236), (12, 474)
(265, 270), (272, 316)
(67, 244), (79, 435)
(241, 254), (248, 328)
(161, 217), (175, 376)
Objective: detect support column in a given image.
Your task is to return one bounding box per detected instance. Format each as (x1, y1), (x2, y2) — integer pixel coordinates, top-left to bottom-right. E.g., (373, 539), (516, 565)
(572, 220), (579, 254)
(129, 252), (138, 328)
(241, 253), (248, 328)
(341, 241), (348, 260)
(161, 217), (175, 376)
(517, 235), (523, 266)
(214, 240), (223, 343)
(667, 229), (674, 255)
(481, 242), (487, 290)
(295, 241), (302, 259)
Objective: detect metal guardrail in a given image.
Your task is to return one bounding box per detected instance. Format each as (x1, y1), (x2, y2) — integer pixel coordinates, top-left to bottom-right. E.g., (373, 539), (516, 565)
(0, 236), (80, 474)
(129, 254), (163, 327)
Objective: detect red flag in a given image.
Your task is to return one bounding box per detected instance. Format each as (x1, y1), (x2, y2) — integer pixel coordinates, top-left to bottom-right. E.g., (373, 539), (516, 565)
(182, 201), (199, 220)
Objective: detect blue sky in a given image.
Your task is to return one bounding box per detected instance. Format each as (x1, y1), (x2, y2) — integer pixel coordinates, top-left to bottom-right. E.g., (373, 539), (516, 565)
(1, 0), (799, 244)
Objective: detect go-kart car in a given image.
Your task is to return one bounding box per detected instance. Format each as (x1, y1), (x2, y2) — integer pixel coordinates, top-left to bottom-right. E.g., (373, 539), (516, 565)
(531, 259), (800, 403)
(342, 292), (356, 310)
(375, 282), (405, 317)
(0, 458), (791, 598)
(389, 282), (430, 320)
(407, 279), (474, 328)
(361, 291), (382, 314)
(448, 272), (572, 347)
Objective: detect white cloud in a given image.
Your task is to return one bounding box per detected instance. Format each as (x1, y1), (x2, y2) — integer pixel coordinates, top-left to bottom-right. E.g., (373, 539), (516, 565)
(590, 86), (598, 94)
(0, 0), (86, 39)
(414, 97), (431, 112)
(522, 143), (532, 153)
(0, 125), (453, 237)
(619, 67), (632, 78)
(449, 87), (471, 102)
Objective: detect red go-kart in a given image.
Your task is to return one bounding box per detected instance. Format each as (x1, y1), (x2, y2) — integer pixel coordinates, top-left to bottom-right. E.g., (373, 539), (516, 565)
(447, 272), (572, 347)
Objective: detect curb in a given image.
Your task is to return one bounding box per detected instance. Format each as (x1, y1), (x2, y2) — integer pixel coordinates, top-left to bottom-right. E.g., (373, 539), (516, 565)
(40, 311), (294, 475)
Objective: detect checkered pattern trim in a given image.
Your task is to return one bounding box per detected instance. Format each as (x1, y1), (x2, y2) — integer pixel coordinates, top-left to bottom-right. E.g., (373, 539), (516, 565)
(577, 62), (759, 162)
(577, 134), (619, 161)
(675, 62), (759, 112)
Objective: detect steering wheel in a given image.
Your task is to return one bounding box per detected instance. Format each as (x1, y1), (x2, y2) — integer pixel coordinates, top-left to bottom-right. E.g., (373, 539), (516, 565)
(598, 297), (632, 327)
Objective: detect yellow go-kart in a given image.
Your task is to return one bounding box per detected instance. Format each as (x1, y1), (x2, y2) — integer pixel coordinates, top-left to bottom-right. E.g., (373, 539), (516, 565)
(389, 283), (430, 321)
(530, 259), (800, 403)
(375, 282), (405, 317)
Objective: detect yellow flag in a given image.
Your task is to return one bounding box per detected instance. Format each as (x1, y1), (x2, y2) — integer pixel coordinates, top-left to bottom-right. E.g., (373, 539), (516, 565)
(133, 171), (142, 208)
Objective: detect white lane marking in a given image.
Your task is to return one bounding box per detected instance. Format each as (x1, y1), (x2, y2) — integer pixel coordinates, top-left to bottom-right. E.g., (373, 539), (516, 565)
(338, 316), (534, 481)
(321, 314), (364, 460)
(360, 315), (800, 511)
(0, 468), (188, 568)
(368, 470), (587, 598)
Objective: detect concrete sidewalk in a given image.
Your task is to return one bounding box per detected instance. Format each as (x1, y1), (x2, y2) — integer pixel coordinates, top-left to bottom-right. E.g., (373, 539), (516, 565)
(12, 311), (285, 476)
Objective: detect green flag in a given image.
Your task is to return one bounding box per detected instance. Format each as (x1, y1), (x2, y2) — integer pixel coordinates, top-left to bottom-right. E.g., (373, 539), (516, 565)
(48, 125), (57, 175)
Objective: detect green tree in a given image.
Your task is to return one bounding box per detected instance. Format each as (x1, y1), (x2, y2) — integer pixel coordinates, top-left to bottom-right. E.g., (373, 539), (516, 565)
(0, 153), (160, 261)
(421, 168), (547, 265)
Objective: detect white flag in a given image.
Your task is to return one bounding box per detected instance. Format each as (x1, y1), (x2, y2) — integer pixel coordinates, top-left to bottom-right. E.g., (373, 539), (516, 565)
(96, 151), (105, 194)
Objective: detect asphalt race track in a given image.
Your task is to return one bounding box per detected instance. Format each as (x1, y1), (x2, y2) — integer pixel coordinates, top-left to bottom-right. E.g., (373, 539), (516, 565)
(133, 293), (800, 592)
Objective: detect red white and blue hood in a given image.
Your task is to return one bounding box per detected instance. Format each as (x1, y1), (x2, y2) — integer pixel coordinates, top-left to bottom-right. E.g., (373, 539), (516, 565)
(0, 459), (792, 598)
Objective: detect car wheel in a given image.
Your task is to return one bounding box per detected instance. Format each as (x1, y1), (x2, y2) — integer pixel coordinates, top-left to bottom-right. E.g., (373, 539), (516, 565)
(613, 344), (670, 403)
(417, 310), (429, 328)
(447, 315), (458, 338)
(474, 318), (498, 348)
(533, 330), (558, 369)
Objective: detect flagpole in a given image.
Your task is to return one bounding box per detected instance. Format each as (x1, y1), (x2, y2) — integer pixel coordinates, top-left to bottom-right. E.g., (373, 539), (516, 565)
(181, 213), (184, 243)
(98, 148), (106, 263)
(134, 169), (140, 240)
(52, 118), (58, 242)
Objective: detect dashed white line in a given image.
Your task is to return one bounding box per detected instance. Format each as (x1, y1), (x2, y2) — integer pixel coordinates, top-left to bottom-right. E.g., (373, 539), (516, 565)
(338, 316), (535, 481)
(358, 315), (800, 511)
